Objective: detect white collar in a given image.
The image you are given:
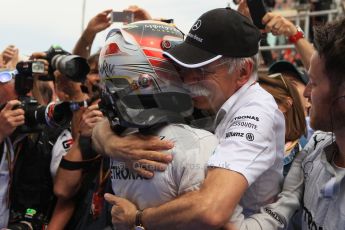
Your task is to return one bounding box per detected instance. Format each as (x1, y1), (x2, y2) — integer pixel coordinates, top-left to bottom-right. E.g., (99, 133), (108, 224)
(214, 76), (257, 127)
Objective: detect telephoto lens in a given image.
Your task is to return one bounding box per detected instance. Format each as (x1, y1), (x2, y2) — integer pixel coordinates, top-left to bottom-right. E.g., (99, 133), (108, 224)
(45, 45), (90, 82)
(50, 54), (90, 82)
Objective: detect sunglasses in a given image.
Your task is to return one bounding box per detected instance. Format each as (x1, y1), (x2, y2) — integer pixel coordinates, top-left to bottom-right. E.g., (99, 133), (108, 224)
(0, 69), (17, 83)
(267, 73), (289, 90)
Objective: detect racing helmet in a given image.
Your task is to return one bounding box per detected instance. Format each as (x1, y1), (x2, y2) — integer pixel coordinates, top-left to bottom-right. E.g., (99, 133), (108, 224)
(98, 20), (193, 131)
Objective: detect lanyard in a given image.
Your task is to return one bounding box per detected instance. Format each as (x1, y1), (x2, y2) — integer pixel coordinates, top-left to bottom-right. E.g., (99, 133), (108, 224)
(4, 135), (25, 206)
(98, 158), (110, 190)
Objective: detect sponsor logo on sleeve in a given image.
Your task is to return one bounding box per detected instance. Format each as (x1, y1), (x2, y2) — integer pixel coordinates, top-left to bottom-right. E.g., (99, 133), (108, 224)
(62, 139), (73, 150)
(233, 115), (260, 122)
(246, 133), (255, 141)
(225, 132), (244, 138)
(264, 208), (285, 226)
(232, 121), (258, 130)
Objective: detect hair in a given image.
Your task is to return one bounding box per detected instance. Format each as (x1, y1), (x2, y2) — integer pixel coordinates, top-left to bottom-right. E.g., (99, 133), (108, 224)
(313, 17), (345, 94)
(226, 55), (258, 80)
(87, 52), (100, 66)
(37, 81), (53, 105)
(259, 74), (306, 142)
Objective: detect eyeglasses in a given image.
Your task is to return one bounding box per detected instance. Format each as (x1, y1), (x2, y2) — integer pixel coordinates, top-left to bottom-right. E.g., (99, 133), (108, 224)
(177, 59), (232, 80)
(0, 69), (17, 83)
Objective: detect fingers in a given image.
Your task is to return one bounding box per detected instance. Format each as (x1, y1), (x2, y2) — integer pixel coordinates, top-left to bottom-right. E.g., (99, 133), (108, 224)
(131, 166), (154, 179)
(8, 115), (25, 127)
(262, 12), (273, 25)
(136, 134), (174, 150)
(0, 100), (25, 135)
(3, 100), (21, 111)
(104, 193), (119, 205)
(82, 107), (103, 124)
(30, 52), (47, 60)
(262, 12), (296, 37)
(102, 9), (112, 17)
(135, 150), (173, 163)
(79, 105), (104, 136)
(2, 45), (18, 63)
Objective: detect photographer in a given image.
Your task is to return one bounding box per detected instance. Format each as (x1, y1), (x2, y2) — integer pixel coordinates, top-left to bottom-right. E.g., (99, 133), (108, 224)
(49, 102), (105, 230)
(0, 81), (24, 228)
(0, 49), (86, 230)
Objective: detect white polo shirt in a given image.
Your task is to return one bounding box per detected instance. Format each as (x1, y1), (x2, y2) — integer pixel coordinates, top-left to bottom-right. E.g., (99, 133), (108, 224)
(208, 78), (285, 216)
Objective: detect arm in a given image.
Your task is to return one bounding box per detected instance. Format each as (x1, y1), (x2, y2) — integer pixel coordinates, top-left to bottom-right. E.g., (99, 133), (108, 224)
(73, 9), (112, 58)
(262, 12), (315, 70)
(47, 199), (75, 230)
(105, 167), (248, 230)
(50, 104), (104, 229)
(92, 119), (174, 178)
(229, 132), (326, 230)
(229, 149), (306, 230)
(54, 104), (103, 199)
(53, 140), (84, 199)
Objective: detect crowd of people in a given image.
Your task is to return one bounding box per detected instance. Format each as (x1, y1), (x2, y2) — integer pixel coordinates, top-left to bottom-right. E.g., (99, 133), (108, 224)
(1, 1), (345, 230)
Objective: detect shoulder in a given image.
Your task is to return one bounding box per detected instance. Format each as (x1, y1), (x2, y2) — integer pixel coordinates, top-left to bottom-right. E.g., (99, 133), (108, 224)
(158, 124), (218, 160)
(52, 129), (73, 153)
(158, 124), (217, 143)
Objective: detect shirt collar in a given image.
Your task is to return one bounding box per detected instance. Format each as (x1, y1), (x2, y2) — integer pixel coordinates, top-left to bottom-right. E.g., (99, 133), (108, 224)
(214, 75), (257, 127)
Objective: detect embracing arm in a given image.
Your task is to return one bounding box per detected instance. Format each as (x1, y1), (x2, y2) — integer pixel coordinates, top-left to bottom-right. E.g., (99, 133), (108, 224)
(105, 167), (248, 230)
(92, 119), (174, 178)
(230, 144), (308, 230)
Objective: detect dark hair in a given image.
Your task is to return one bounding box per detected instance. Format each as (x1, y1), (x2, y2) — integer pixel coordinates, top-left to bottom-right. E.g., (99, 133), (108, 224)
(87, 52), (100, 66)
(313, 17), (345, 93)
(259, 75), (306, 142)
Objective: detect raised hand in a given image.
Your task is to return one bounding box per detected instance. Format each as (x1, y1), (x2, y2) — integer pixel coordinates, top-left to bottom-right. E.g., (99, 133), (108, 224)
(0, 100), (25, 142)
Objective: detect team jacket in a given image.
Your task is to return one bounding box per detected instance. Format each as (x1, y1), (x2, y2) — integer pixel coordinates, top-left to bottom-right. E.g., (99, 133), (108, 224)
(234, 131), (345, 230)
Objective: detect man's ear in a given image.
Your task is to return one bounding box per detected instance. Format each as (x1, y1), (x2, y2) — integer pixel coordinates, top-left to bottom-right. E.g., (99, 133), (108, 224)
(236, 60), (253, 87)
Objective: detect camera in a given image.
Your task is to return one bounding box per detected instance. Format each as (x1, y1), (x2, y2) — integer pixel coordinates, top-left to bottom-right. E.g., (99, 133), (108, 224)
(111, 11), (134, 23)
(0, 97), (73, 133)
(45, 45), (90, 82)
(19, 97), (72, 133)
(16, 61), (45, 75)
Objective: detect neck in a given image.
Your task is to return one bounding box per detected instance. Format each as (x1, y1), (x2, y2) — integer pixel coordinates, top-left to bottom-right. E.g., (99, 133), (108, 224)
(334, 129), (345, 167)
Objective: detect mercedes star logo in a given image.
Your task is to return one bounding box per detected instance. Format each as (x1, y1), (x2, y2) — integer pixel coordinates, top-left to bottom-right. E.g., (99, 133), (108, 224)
(192, 20), (202, 31)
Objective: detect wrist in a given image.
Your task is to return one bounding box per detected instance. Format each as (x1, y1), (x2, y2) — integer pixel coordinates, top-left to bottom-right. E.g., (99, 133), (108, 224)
(288, 25), (305, 44)
(135, 209), (145, 230)
(82, 28), (96, 42)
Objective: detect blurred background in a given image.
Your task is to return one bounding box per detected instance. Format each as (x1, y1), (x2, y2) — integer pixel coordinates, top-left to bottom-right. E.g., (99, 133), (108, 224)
(0, 0), (236, 55)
